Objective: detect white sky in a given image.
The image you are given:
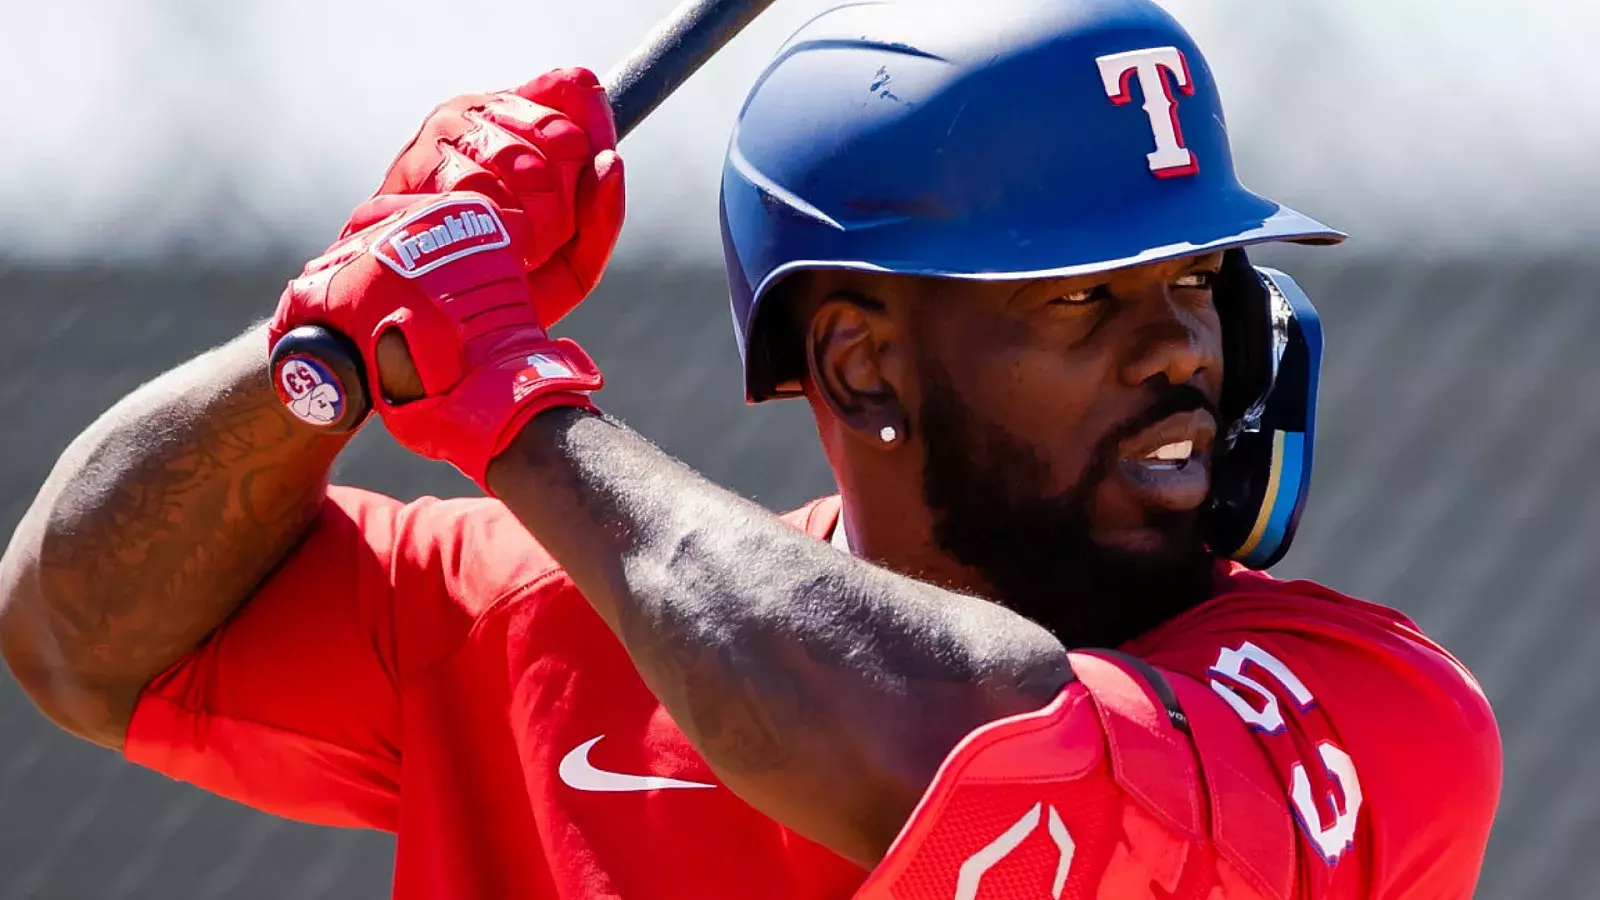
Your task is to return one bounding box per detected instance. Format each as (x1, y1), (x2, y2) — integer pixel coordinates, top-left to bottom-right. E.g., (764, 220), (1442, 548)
(2, 0), (1595, 262)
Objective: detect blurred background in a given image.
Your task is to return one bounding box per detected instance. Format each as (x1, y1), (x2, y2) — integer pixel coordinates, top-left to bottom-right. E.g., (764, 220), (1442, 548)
(0, 0), (1595, 896)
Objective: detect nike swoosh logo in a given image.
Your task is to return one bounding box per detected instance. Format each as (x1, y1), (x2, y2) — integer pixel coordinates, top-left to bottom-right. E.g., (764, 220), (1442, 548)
(558, 736), (717, 793)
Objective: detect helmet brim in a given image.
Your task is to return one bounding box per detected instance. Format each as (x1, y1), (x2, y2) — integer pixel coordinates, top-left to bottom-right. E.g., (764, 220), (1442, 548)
(751, 198), (1343, 301)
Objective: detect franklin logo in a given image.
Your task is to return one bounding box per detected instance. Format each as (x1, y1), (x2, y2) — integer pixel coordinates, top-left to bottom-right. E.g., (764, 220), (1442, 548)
(373, 197), (511, 278)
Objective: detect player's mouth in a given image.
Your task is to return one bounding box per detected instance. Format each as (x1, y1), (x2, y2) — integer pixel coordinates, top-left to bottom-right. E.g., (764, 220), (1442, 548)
(1115, 409), (1217, 511)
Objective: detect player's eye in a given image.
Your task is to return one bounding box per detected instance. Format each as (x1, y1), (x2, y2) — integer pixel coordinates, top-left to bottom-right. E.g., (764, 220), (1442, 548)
(1173, 271), (1217, 290)
(1049, 285), (1108, 306)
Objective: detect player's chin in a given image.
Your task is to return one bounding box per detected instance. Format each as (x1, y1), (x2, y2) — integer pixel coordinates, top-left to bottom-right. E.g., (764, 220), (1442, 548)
(1091, 473), (1211, 555)
(1093, 520), (1200, 556)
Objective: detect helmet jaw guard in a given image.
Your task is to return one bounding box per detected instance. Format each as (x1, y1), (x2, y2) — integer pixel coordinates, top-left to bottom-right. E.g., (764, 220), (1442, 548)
(718, 0), (1340, 567)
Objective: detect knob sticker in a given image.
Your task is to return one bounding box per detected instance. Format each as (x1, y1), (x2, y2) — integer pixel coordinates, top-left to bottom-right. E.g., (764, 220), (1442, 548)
(276, 355), (346, 426)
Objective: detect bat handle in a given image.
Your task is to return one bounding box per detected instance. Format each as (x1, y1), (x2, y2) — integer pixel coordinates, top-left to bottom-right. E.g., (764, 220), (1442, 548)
(269, 325), (373, 433)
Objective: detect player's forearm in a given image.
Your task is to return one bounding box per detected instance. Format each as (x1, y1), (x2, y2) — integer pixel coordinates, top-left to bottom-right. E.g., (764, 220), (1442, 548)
(487, 408), (1071, 864)
(0, 324), (348, 749)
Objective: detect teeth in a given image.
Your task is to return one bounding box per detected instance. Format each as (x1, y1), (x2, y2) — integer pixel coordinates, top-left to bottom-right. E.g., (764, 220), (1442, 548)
(1147, 440), (1193, 462)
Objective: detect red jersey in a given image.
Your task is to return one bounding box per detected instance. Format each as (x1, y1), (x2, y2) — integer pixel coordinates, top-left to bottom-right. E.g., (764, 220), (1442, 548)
(858, 583), (1501, 898)
(124, 488), (1498, 898)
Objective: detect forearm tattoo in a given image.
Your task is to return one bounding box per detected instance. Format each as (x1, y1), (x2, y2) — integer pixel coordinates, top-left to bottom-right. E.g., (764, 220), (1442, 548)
(14, 330), (345, 744)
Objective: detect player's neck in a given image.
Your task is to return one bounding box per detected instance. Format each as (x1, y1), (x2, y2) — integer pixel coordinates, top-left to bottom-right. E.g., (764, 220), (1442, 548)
(832, 496), (1007, 602)
(835, 495), (1220, 649)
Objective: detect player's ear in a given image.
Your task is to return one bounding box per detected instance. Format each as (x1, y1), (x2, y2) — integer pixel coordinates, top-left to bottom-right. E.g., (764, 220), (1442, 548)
(806, 289), (907, 449)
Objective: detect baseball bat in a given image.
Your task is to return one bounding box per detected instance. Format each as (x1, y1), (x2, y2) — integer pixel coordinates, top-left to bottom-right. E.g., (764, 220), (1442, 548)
(269, 0), (780, 433)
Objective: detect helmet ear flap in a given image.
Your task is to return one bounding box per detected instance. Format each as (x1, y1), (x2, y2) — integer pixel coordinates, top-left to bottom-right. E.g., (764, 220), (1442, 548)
(1214, 249), (1272, 431)
(1204, 266), (1324, 569)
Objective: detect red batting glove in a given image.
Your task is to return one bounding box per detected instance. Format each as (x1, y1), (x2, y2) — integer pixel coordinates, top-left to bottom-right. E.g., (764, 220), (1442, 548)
(270, 192), (602, 490)
(368, 67), (625, 326)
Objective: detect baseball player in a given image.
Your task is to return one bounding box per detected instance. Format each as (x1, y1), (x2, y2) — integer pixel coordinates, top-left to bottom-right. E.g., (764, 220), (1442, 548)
(0, 1), (1499, 897)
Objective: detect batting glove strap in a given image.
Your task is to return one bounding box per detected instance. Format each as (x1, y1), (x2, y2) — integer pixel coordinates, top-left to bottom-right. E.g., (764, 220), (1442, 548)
(379, 332), (602, 492)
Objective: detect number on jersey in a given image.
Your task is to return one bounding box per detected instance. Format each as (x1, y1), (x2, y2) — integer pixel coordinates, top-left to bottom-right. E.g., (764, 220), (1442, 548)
(1208, 642), (1363, 863)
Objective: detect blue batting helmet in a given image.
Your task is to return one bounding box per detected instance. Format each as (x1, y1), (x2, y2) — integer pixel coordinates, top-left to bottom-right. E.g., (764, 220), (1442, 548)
(719, 0), (1344, 568)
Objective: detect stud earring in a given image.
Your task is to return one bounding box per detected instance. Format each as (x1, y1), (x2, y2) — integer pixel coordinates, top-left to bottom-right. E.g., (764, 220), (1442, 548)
(879, 425), (898, 444)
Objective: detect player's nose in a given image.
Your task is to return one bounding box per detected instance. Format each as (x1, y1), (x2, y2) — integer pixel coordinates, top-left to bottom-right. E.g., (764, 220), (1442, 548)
(1117, 290), (1222, 395)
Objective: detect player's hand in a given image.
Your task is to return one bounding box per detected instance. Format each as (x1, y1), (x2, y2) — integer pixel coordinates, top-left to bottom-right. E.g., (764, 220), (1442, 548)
(365, 67), (626, 326)
(269, 191), (604, 489)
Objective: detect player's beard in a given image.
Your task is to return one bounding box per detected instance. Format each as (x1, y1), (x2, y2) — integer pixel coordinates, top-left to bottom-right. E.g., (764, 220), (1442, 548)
(916, 360), (1217, 649)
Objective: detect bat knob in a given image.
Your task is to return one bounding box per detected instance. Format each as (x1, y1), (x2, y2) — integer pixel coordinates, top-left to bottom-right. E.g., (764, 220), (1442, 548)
(269, 326), (373, 434)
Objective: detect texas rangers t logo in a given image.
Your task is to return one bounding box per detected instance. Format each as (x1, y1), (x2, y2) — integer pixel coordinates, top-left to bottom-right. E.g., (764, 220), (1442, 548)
(1096, 46), (1199, 178)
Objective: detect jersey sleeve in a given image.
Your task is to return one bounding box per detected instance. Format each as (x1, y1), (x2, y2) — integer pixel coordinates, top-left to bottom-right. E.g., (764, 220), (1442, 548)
(855, 586), (1501, 900)
(123, 486), (407, 831)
